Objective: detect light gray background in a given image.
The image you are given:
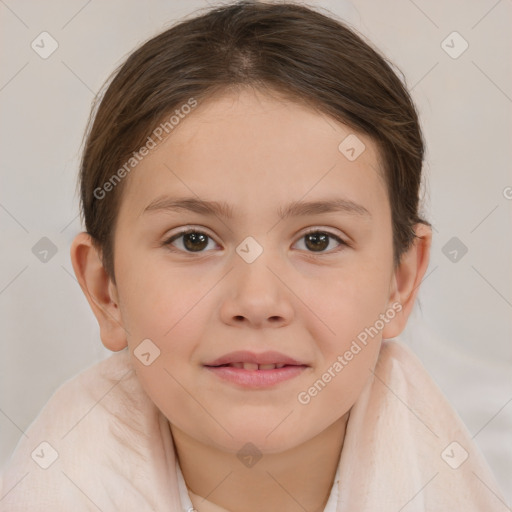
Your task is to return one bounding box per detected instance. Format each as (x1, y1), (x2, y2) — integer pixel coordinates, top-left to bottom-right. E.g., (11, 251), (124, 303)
(1, 0), (511, 503)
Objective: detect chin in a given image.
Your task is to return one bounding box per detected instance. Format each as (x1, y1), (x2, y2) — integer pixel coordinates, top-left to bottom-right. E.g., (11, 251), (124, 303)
(209, 424), (308, 455)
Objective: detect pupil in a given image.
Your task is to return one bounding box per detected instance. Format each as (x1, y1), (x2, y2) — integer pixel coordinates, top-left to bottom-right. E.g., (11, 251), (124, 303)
(305, 232), (328, 251)
(184, 232), (208, 251)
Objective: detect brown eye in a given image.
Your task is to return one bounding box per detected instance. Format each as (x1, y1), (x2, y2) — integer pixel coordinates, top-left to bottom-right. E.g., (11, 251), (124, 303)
(304, 232), (329, 252)
(294, 230), (346, 253)
(182, 232), (209, 251)
(164, 230), (217, 253)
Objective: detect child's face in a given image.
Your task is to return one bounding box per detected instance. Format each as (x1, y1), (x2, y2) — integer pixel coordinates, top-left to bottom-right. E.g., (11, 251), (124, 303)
(105, 87), (405, 452)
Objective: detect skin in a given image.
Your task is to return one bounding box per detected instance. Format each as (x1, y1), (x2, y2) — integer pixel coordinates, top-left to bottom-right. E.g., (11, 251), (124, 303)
(71, 86), (431, 512)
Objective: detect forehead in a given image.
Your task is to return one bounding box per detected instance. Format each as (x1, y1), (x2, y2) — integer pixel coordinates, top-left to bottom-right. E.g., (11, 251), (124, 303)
(118, 87), (388, 222)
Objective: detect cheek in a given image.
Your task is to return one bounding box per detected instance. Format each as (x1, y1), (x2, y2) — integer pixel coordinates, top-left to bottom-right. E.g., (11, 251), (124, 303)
(119, 253), (205, 340)
(298, 347), (377, 421)
(303, 263), (391, 349)
(296, 284), (383, 423)
(125, 289), (206, 426)
(297, 263), (390, 413)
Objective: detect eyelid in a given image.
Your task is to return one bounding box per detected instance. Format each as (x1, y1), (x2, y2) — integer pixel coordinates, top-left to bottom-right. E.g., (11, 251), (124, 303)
(166, 224), (216, 238)
(299, 226), (346, 240)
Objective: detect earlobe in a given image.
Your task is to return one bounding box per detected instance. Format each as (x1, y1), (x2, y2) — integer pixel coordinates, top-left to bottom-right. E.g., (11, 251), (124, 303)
(70, 232), (128, 351)
(382, 223), (432, 339)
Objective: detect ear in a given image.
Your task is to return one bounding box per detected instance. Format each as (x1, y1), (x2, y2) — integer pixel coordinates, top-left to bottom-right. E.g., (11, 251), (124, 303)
(70, 232), (128, 351)
(382, 223), (432, 339)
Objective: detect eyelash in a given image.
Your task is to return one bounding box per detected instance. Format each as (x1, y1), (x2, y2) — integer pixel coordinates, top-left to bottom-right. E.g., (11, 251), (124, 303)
(162, 227), (348, 255)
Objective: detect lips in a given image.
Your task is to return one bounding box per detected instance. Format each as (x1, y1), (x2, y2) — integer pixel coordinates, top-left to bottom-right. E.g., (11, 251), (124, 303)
(204, 358), (308, 388)
(204, 350), (307, 368)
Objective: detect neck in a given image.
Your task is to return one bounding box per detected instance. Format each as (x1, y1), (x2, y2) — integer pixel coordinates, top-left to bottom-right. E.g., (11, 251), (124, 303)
(170, 412), (349, 512)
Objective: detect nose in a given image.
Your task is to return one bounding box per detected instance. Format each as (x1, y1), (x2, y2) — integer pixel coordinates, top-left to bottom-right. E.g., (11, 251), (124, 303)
(219, 251), (295, 329)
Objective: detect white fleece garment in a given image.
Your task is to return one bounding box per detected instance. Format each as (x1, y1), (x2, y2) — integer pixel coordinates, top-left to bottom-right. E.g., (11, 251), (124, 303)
(0, 340), (507, 511)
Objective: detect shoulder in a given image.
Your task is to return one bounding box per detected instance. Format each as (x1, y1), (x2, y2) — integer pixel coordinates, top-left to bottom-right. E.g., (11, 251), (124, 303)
(22, 349), (136, 440)
(0, 349), (165, 510)
(339, 339), (507, 509)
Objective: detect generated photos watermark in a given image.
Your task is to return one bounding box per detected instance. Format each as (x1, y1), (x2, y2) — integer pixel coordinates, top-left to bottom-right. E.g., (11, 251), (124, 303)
(93, 97), (198, 200)
(297, 301), (402, 405)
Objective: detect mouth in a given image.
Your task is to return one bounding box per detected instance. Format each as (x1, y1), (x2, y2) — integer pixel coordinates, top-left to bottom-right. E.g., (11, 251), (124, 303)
(203, 360), (308, 388)
(203, 350), (309, 388)
(204, 350), (307, 368)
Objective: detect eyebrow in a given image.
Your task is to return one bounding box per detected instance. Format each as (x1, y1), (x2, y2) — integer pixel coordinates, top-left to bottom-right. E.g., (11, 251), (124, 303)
(141, 196), (372, 220)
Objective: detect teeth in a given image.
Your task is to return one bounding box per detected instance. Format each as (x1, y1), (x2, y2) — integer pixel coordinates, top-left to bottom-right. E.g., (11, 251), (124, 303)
(242, 362), (259, 370)
(226, 362), (288, 370)
(259, 364), (277, 370)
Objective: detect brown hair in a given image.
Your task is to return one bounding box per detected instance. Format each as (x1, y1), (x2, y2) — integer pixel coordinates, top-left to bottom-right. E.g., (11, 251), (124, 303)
(76, 0), (430, 284)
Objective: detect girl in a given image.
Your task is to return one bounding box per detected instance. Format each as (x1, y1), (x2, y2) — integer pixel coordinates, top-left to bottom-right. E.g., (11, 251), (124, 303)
(0, 1), (506, 510)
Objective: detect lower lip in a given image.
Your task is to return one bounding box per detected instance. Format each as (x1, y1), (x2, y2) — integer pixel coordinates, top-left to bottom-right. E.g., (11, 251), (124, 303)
(204, 365), (307, 388)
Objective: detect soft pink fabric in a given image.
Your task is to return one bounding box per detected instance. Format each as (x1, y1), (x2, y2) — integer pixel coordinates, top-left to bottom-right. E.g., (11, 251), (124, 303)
(0, 340), (506, 511)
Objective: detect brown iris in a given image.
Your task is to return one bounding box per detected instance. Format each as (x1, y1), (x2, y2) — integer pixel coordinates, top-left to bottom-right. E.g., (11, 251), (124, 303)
(183, 232), (209, 251)
(304, 232), (330, 252)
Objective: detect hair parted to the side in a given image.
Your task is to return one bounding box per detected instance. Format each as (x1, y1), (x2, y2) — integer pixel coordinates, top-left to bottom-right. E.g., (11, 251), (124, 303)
(76, 0), (430, 285)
